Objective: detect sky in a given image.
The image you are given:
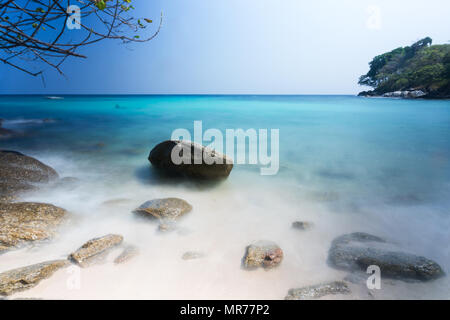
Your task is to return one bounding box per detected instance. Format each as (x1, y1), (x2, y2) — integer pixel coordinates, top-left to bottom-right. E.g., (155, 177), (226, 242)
(1, 0), (449, 94)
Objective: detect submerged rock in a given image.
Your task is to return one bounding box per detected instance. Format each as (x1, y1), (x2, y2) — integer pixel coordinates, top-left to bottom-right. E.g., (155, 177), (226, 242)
(0, 150), (59, 200)
(182, 251), (205, 260)
(148, 140), (233, 179)
(114, 245), (139, 265)
(292, 221), (313, 231)
(53, 177), (79, 190)
(69, 234), (124, 267)
(0, 202), (68, 253)
(0, 119), (14, 138)
(101, 198), (133, 207)
(243, 241), (283, 270)
(158, 221), (177, 232)
(328, 232), (445, 281)
(0, 260), (70, 296)
(307, 190), (340, 202)
(0, 127), (14, 138)
(285, 281), (350, 300)
(134, 198), (192, 222)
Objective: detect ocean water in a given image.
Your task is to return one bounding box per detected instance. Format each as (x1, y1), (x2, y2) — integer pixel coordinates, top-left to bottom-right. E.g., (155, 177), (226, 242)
(0, 95), (449, 299)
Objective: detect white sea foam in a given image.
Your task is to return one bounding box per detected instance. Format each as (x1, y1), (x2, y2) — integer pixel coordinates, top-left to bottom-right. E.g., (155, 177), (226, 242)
(2, 153), (448, 300)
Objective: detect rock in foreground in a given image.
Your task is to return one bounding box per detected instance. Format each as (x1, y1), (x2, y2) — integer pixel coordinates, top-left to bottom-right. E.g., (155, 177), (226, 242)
(114, 245), (139, 265)
(328, 232), (444, 281)
(0, 150), (59, 201)
(69, 234), (123, 267)
(0, 260), (70, 296)
(182, 251), (205, 260)
(134, 198), (192, 222)
(149, 140), (233, 179)
(243, 241), (283, 270)
(285, 281), (350, 300)
(0, 202), (67, 253)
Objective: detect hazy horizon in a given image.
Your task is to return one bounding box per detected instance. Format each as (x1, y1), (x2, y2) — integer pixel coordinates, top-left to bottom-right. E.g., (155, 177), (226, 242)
(1, 0), (449, 95)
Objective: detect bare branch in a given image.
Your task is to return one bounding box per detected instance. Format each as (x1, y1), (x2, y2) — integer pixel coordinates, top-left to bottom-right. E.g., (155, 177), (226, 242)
(0, 0), (162, 76)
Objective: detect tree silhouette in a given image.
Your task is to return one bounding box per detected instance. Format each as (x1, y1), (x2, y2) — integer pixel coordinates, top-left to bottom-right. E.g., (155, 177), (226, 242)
(0, 0), (162, 77)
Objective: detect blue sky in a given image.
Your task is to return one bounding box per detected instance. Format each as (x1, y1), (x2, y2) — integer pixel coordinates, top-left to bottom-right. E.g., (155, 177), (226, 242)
(1, 0), (449, 94)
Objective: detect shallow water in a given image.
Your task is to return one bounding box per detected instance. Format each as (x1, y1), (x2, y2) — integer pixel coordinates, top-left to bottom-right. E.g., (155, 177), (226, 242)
(0, 95), (449, 299)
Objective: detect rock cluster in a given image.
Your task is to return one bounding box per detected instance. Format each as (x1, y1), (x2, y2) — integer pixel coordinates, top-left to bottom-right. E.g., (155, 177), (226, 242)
(358, 89), (428, 99)
(382, 90), (427, 99)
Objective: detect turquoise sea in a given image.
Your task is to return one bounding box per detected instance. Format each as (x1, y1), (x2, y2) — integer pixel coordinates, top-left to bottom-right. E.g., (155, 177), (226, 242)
(0, 95), (449, 299)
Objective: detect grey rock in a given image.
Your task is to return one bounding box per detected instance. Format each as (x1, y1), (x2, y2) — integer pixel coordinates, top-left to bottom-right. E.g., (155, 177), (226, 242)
(382, 90), (428, 99)
(182, 251), (205, 260)
(134, 198), (192, 222)
(114, 245), (139, 265)
(158, 221), (177, 232)
(292, 221), (313, 231)
(69, 234), (124, 267)
(383, 91), (405, 98)
(407, 90), (427, 98)
(0, 260), (70, 296)
(285, 281), (350, 300)
(243, 240), (283, 270)
(328, 232), (444, 281)
(149, 140), (233, 179)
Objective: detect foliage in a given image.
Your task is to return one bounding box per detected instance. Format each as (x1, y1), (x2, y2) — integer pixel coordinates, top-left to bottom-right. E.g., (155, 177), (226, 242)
(0, 0), (162, 77)
(358, 37), (450, 97)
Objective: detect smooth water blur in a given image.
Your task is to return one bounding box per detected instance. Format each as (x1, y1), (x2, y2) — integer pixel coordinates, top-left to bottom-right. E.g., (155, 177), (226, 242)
(0, 95), (449, 299)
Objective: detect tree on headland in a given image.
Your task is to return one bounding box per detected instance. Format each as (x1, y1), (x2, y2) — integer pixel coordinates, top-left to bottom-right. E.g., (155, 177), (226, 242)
(0, 0), (162, 77)
(358, 37), (450, 98)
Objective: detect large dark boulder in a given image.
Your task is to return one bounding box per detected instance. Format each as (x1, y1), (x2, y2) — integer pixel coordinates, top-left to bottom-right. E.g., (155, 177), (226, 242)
(0, 150), (59, 201)
(148, 140), (233, 179)
(328, 232), (444, 281)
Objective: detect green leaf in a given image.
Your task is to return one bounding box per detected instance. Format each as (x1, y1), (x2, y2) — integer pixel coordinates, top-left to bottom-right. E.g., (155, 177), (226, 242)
(96, 1), (107, 10)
